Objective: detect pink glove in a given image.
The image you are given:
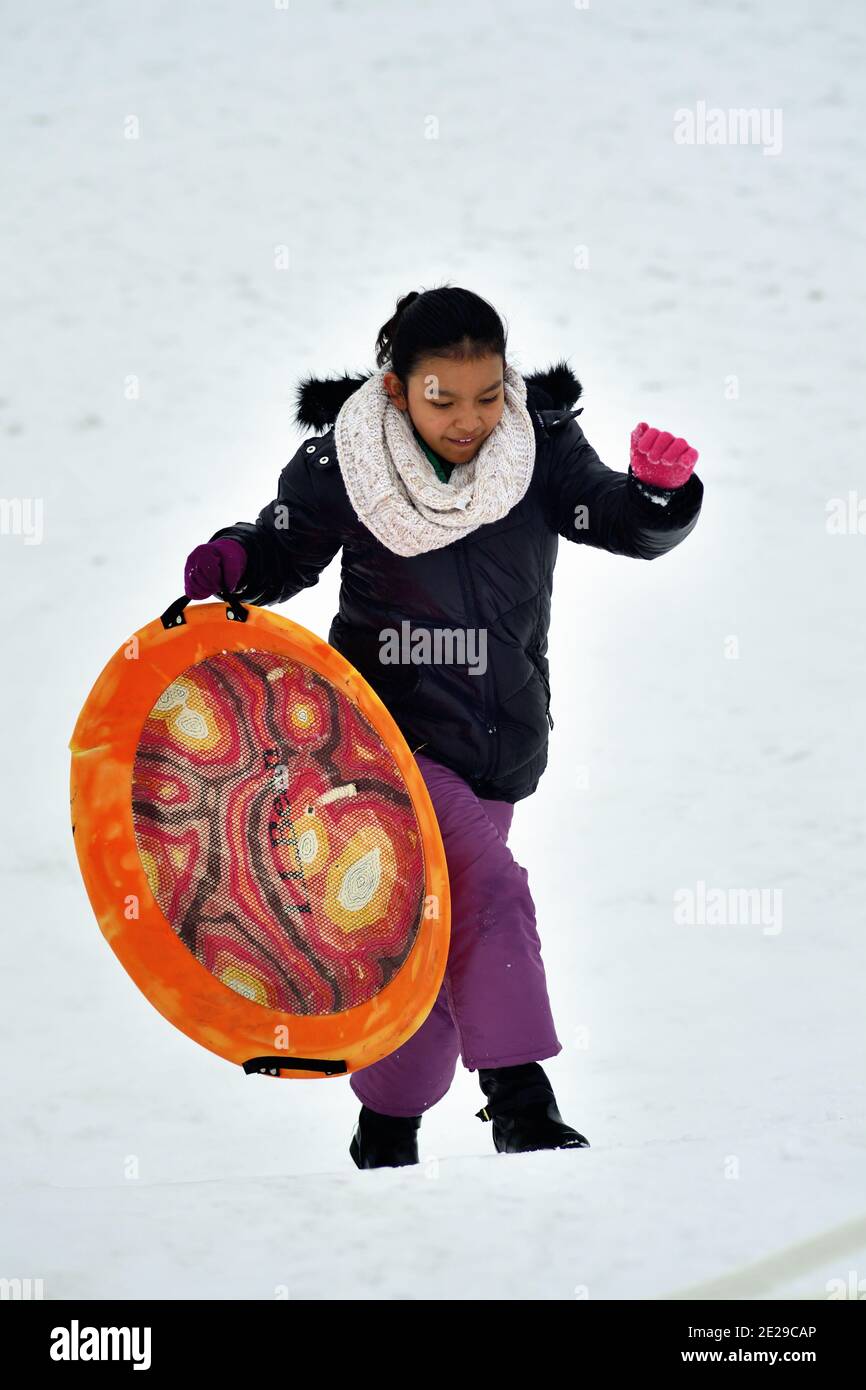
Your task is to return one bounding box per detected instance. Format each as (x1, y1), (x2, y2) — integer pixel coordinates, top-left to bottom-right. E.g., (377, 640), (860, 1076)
(630, 422), (699, 489)
(184, 537), (247, 599)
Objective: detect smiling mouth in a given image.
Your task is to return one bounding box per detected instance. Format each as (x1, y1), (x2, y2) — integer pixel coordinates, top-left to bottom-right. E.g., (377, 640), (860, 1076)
(448, 435), (479, 446)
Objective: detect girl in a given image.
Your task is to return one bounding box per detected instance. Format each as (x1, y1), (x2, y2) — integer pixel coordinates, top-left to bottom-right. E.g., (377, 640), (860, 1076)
(185, 285), (703, 1168)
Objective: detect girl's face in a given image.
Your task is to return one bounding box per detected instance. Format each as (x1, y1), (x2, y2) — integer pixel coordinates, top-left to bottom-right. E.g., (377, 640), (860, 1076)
(383, 352), (505, 466)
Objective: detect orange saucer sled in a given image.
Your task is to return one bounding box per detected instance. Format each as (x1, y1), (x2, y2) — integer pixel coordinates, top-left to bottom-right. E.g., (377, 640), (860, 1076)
(69, 592), (450, 1079)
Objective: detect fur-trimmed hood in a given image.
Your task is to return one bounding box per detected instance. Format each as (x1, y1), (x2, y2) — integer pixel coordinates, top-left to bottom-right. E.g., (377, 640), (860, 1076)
(293, 358), (583, 432)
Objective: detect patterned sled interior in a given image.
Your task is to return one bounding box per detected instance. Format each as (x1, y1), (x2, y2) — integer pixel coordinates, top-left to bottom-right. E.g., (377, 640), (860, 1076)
(131, 649), (426, 1017)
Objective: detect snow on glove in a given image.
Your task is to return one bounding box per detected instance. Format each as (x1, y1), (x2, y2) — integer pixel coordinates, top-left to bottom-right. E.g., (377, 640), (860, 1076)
(184, 537), (248, 599)
(630, 422), (699, 489)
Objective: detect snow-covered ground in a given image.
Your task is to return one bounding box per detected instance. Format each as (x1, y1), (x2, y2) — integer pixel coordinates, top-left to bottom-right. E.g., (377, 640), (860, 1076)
(1, 0), (864, 1299)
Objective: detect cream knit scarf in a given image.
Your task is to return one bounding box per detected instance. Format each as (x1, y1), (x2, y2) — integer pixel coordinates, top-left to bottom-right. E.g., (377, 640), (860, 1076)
(333, 363), (536, 557)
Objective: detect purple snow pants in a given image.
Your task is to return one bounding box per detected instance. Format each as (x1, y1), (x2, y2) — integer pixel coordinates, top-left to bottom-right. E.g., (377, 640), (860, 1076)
(349, 752), (562, 1117)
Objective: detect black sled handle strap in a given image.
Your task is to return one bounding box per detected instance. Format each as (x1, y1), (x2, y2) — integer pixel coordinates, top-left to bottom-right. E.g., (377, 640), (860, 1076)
(243, 1055), (348, 1077)
(161, 590), (249, 630)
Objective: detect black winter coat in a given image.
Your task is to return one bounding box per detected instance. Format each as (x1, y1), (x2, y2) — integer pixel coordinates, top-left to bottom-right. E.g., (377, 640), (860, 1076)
(211, 362), (704, 803)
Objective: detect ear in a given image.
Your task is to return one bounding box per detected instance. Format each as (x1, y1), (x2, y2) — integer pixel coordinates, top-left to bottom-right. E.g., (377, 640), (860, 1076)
(383, 370), (409, 410)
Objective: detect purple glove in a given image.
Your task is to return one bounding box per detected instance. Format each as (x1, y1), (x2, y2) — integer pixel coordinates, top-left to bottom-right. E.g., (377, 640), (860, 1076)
(184, 538), (248, 600)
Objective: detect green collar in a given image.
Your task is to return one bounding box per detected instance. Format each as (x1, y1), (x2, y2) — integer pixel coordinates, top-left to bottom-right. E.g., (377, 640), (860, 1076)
(412, 426), (454, 483)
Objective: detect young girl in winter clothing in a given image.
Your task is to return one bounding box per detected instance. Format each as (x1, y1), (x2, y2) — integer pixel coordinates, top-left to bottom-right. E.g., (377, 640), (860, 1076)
(185, 285), (703, 1168)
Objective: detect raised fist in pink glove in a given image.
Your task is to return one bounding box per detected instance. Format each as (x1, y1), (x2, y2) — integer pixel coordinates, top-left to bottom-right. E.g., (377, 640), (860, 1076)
(184, 537), (247, 599)
(630, 422), (699, 489)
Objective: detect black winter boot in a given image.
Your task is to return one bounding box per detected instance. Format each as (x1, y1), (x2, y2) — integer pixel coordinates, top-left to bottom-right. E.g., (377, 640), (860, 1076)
(349, 1104), (422, 1169)
(475, 1062), (590, 1153)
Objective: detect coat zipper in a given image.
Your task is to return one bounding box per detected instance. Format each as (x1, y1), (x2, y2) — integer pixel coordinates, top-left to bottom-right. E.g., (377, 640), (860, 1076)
(455, 542), (499, 779)
(528, 647), (555, 730)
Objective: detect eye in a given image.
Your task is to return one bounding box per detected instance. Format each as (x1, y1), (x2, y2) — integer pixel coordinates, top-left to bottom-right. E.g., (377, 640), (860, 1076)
(430, 394), (500, 410)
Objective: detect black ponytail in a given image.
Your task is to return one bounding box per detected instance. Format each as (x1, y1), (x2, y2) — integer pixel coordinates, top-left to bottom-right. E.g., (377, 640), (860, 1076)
(374, 282), (507, 382)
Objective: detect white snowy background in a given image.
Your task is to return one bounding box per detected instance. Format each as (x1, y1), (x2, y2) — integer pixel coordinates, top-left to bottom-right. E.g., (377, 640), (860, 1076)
(1, 0), (864, 1300)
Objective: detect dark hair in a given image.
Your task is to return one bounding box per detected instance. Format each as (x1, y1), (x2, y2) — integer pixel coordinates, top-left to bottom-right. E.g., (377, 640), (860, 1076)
(374, 282), (508, 382)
